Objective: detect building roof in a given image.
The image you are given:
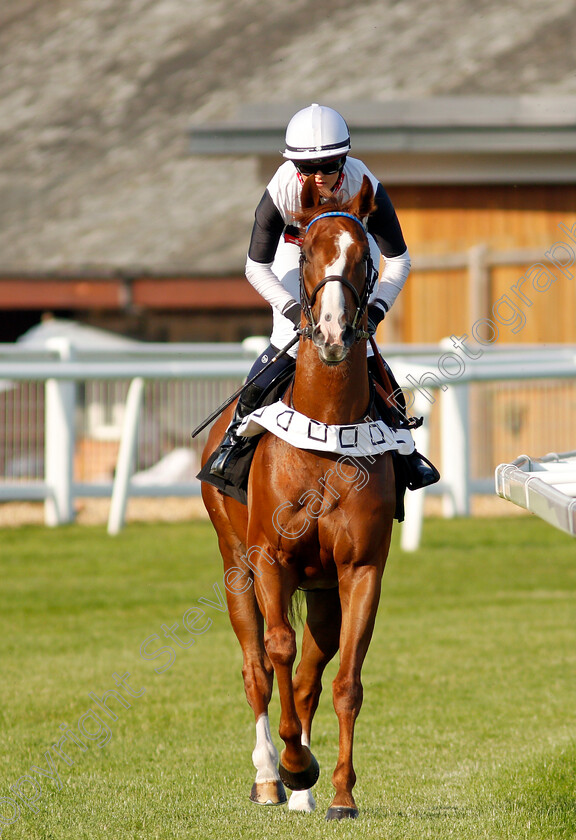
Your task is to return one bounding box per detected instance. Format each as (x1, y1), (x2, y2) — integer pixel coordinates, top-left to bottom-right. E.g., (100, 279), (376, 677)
(2, 0), (576, 274)
(189, 96), (576, 184)
(190, 96), (576, 154)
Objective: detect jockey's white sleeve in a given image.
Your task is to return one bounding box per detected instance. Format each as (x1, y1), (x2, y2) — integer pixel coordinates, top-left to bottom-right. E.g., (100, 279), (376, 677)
(374, 247), (411, 312)
(245, 256), (296, 314)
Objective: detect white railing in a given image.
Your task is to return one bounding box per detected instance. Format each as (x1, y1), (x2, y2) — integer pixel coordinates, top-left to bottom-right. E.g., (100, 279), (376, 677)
(495, 451), (576, 537)
(0, 339), (261, 527)
(394, 344), (576, 549)
(1, 340), (575, 549)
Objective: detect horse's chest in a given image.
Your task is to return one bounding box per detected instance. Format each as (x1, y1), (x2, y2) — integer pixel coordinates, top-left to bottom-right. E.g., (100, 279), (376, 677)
(252, 442), (390, 566)
(268, 468), (358, 550)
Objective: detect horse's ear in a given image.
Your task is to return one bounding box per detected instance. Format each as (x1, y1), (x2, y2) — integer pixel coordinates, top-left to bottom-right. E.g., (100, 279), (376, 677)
(300, 174), (321, 210)
(351, 175), (376, 220)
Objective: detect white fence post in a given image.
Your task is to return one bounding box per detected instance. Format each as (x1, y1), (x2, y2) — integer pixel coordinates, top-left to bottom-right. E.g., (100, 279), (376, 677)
(400, 392), (434, 552)
(44, 338), (76, 526)
(107, 377), (145, 535)
(441, 382), (470, 517)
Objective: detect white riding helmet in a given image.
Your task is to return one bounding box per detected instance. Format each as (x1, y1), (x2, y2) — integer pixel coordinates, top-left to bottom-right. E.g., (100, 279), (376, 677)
(283, 103), (351, 161)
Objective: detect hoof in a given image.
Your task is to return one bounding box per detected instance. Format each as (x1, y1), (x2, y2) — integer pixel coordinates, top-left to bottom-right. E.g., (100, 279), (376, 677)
(326, 806), (359, 820)
(249, 780), (287, 805)
(279, 749), (320, 791)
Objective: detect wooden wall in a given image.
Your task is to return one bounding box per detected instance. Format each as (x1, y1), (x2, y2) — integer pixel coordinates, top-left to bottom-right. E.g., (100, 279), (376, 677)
(380, 185), (576, 345)
(373, 184), (576, 477)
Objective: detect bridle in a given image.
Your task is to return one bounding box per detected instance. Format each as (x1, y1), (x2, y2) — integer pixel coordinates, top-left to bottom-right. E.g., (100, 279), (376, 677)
(298, 211), (378, 342)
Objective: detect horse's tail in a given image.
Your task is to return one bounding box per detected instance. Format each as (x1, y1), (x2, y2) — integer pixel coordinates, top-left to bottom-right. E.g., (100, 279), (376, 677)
(289, 589), (306, 628)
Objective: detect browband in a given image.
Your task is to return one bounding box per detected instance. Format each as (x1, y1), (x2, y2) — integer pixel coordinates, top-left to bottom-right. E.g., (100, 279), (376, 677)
(305, 212), (366, 233)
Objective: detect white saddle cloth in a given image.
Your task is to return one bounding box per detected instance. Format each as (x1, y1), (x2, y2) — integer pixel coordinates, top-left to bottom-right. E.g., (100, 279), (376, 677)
(237, 401), (414, 457)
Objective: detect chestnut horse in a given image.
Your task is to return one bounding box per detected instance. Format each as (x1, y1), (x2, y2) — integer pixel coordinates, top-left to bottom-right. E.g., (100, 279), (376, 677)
(200, 175), (396, 820)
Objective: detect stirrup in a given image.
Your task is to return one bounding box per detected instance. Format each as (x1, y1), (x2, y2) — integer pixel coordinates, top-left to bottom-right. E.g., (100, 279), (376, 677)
(405, 451), (440, 491)
(405, 415), (424, 430)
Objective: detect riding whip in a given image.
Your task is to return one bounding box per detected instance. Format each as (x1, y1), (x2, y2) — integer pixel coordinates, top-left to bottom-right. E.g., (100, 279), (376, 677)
(190, 333), (300, 438)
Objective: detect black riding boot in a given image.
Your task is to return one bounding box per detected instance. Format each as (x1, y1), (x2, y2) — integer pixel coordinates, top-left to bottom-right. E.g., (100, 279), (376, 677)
(371, 356), (440, 491)
(209, 382), (264, 479)
(403, 452), (440, 491)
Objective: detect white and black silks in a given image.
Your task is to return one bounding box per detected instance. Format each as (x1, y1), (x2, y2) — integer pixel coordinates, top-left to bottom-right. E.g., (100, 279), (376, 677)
(245, 157), (411, 358)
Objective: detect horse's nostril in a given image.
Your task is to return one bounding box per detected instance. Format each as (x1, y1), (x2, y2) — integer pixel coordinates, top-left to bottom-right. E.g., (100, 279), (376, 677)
(342, 325), (355, 347)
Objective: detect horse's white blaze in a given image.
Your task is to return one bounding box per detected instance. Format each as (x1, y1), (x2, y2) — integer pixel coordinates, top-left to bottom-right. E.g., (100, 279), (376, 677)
(252, 713), (281, 783)
(318, 231), (353, 345)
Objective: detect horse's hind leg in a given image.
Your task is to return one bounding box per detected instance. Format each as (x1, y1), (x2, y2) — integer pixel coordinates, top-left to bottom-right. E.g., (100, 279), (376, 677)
(289, 588), (341, 812)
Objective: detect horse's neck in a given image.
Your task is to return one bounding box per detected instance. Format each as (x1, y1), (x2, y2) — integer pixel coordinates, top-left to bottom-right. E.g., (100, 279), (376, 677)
(291, 341), (371, 425)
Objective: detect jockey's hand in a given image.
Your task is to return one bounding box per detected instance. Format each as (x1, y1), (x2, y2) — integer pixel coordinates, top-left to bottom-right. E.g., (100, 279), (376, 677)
(282, 301), (302, 328)
(367, 302), (387, 336)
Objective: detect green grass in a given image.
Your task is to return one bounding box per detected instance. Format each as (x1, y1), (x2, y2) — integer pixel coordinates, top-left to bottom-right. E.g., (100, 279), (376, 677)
(1, 516), (575, 839)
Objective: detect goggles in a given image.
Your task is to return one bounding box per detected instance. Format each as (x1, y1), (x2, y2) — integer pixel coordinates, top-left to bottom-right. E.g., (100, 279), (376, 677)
(295, 156), (346, 177)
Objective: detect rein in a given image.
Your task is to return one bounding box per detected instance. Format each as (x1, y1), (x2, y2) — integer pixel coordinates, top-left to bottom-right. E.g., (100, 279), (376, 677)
(299, 211), (378, 342)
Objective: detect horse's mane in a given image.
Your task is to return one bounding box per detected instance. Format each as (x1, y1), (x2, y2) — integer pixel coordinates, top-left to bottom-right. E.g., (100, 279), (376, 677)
(293, 175), (377, 233)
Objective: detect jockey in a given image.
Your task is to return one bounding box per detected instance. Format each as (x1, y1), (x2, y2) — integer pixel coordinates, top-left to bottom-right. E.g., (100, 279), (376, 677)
(210, 103), (439, 490)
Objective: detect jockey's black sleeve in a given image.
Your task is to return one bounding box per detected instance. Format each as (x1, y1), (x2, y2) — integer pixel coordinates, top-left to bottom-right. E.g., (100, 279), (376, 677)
(248, 190), (286, 263)
(367, 183), (407, 258)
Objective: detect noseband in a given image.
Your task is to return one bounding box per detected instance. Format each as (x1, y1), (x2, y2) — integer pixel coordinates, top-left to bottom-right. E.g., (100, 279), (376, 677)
(298, 212), (378, 341)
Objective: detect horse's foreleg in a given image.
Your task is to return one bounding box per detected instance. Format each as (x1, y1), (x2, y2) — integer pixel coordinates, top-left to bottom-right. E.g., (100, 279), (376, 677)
(328, 565), (384, 820)
(254, 565), (320, 792)
(289, 587), (342, 812)
(206, 503), (285, 806)
(249, 713), (287, 805)
(227, 590), (287, 806)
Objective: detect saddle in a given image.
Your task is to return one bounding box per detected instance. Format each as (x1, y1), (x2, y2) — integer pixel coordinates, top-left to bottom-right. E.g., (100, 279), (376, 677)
(198, 355), (412, 521)
(198, 365), (296, 505)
